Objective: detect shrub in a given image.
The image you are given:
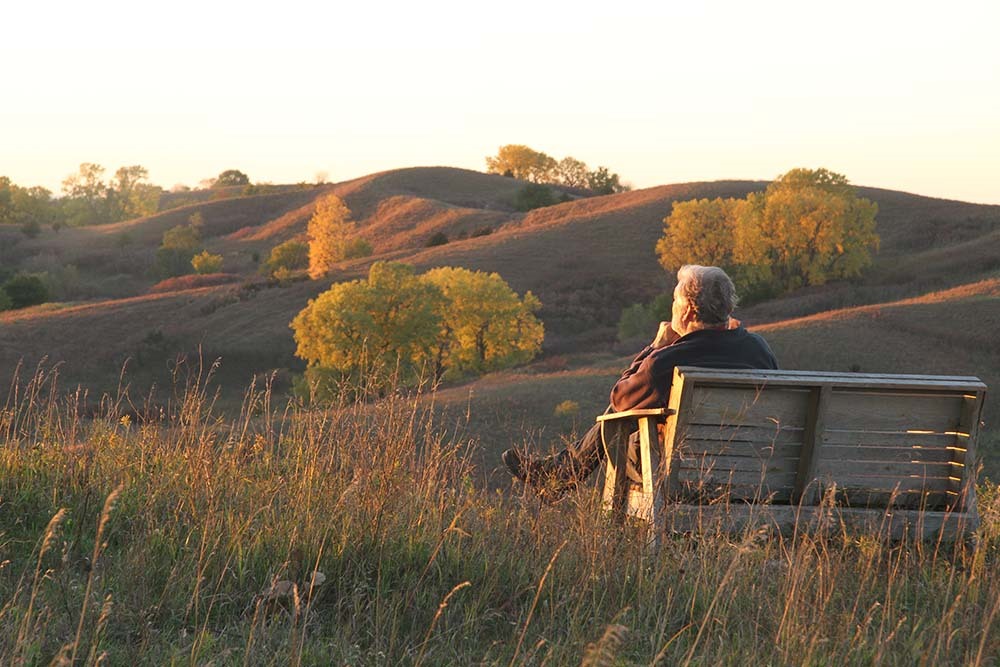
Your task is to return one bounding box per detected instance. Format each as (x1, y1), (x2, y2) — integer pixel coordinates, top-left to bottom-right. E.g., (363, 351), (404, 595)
(554, 400), (580, 417)
(344, 237), (373, 259)
(191, 250), (224, 275)
(20, 220), (40, 238)
(0, 289), (10, 311)
(2, 274), (49, 309)
(617, 292), (672, 342)
(263, 240), (309, 276)
(155, 247), (195, 278)
(425, 232), (449, 247)
(514, 183), (557, 212)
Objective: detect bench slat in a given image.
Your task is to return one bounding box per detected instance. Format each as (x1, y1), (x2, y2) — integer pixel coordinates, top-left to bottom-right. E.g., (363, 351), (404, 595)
(678, 454), (800, 474)
(675, 367), (987, 392)
(689, 387), (810, 428)
(818, 444), (958, 464)
(822, 430), (961, 448)
(824, 392), (965, 432)
(815, 459), (961, 478)
(684, 424), (804, 444)
(679, 440), (802, 459)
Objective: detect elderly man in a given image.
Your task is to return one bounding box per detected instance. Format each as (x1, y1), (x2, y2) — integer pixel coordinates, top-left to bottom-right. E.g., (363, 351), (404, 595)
(503, 264), (778, 500)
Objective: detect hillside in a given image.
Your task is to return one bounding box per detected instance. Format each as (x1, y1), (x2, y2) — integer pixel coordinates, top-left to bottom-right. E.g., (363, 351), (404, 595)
(1, 167), (998, 426)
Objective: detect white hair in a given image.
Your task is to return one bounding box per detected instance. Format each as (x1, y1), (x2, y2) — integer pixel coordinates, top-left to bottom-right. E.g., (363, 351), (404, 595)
(676, 265), (738, 326)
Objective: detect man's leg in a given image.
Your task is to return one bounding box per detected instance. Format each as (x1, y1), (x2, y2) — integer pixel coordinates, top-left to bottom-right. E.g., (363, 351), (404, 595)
(502, 415), (641, 499)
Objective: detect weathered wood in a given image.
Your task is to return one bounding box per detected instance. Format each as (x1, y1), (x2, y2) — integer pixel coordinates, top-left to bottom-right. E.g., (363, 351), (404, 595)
(597, 367), (985, 539)
(951, 391), (986, 510)
(822, 429), (959, 448)
(831, 488), (955, 510)
(688, 386), (810, 428)
(794, 385), (830, 504)
(824, 392), (965, 432)
(675, 367), (987, 392)
(814, 473), (954, 492)
(676, 469), (797, 488)
(661, 371), (695, 499)
(679, 440), (802, 460)
(684, 423), (804, 444)
(677, 453), (800, 474)
(596, 408), (672, 423)
(663, 504), (979, 541)
(818, 444), (957, 464)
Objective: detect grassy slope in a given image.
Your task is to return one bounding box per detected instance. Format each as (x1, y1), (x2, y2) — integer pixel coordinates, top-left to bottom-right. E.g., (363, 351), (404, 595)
(2, 168), (998, 424)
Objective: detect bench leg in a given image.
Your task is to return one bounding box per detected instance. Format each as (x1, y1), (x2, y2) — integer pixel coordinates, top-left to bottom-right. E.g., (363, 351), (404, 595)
(601, 417), (658, 535)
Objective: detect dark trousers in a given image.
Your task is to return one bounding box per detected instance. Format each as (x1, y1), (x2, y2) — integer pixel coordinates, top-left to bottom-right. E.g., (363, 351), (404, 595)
(555, 411), (645, 485)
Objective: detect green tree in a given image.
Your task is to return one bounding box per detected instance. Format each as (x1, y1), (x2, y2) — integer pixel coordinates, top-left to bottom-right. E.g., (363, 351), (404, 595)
(213, 169), (250, 187)
(586, 166), (628, 195)
(2, 274), (49, 309)
(110, 165), (160, 220)
(344, 237), (373, 259)
(291, 262), (446, 389)
(61, 163), (111, 226)
(514, 183), (557, 211)
(307, 194), (356, 278)
(0, 288), (11, 311)
(191, 250), (224, 274)
(485, 145), (557, 183)
(422, 267), (543, 380)
(555, 157), (590, 188)
(616, 292), (673, 342)
(264, 239), (310, 276)
(1, 178), (60, 229)
(156, 223), (202, 278)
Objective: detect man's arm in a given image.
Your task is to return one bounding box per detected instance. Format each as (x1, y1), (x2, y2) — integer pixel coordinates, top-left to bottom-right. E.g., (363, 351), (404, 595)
(609, 322), (679, 411)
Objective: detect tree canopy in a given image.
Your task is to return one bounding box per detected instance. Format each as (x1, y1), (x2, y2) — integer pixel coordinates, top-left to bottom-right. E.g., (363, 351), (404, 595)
(307, 194), (360, 278)
(485, 145), (629, 195)
(213, 169), (251, 187)
(291, 262), (543, 393)
(656, 168), (879, 298)
(57, 163), (161, 226)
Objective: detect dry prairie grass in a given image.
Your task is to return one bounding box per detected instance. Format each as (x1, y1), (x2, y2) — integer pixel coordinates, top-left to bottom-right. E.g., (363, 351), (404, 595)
(1, 365), (999, 664)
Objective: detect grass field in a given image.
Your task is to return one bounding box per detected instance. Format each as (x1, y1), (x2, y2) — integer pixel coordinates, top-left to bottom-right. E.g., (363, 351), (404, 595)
(2, 168), (999, 663)
(1, 367), (999, 665)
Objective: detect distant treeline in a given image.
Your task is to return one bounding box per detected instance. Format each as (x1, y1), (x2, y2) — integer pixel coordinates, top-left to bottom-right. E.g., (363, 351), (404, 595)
(0, 166), (257, 235)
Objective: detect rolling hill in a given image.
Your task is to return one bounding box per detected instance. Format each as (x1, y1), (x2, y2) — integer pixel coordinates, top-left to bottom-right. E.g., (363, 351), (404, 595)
(1, 167), (998, 440)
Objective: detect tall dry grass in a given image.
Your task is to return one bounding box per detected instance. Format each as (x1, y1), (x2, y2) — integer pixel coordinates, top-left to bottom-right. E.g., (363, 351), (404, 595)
(0, 362), (998, 665)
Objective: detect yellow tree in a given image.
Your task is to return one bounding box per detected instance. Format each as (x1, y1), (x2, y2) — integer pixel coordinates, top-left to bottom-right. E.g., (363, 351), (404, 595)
(485, 145), (557, 183)
(291, 263), (545, 393)
(737, 168), (879, 291)
(654, 168), (879, 298)
(656, 197), (746, 273)
(291, 262), (445, 388)
(423, 267), (544, 379)
(307, 194), (356, 279)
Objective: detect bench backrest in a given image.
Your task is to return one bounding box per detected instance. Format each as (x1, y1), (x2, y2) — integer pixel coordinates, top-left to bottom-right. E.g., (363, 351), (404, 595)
(663, 367), (987, 512)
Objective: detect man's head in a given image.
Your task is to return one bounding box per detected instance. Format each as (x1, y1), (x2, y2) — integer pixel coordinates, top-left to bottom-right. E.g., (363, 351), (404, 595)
(671, 265), (738, 336)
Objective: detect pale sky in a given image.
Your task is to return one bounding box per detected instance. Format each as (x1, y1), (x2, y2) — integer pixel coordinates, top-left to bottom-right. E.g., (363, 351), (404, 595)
(3, 0), (999, 204)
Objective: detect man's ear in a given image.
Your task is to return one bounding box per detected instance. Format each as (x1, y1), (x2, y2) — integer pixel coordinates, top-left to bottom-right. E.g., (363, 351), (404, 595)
(682, 301), (698, 326)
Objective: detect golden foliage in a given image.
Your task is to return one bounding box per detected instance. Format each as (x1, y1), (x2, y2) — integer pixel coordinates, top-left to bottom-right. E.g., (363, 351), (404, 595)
(307, 194), (357, 279)
(658, 168), (879, 296)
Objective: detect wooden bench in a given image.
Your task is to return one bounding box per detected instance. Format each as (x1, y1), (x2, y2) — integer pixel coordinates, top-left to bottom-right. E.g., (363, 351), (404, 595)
(598, 367), (987, 540)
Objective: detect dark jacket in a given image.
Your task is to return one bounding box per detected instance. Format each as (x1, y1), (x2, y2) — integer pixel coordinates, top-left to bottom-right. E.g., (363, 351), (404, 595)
(610, 326), (778, 411)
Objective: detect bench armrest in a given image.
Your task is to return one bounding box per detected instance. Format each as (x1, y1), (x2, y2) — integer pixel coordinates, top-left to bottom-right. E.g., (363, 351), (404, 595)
(596, 408), (673, 423)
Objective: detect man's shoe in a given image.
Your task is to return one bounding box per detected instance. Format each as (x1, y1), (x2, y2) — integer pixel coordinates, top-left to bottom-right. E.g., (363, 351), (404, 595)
(502, 448), (528, 482)
(502, 448), (576, 503)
